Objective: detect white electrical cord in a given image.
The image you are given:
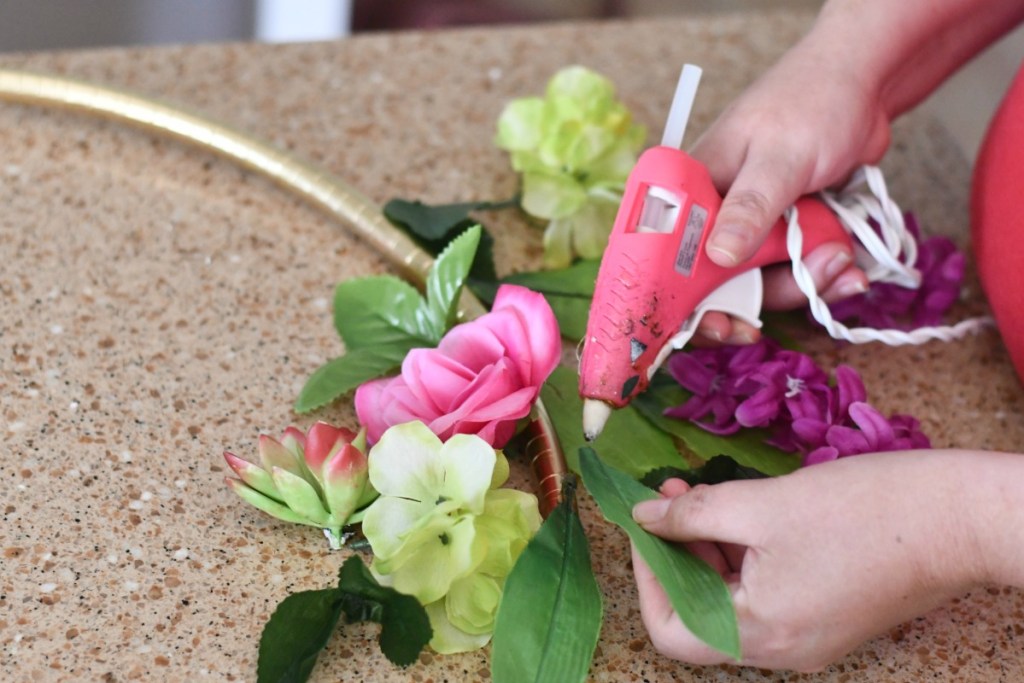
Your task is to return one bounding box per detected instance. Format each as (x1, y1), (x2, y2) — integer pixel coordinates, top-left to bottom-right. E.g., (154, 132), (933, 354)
(786, 165), (993, 345)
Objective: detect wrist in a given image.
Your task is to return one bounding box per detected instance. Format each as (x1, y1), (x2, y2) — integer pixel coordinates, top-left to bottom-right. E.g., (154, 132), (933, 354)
(803, 1), (902, 102)
(809, 0), (1024, 118)
(958, 451), (1024, 588)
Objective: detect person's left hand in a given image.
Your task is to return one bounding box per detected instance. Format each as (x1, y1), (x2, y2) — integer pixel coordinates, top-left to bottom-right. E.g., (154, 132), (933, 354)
(630, 451), (989, 671)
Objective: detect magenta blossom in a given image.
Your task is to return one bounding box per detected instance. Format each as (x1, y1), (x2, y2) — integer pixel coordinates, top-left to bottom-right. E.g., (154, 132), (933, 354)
(828, 212), (966, 329)
(355, 284), (560, 448)
(664, 338), (929, 466)
(803, 403), (931, 466)
(735, 350), (831, 429)
(664, 342), (770, 434)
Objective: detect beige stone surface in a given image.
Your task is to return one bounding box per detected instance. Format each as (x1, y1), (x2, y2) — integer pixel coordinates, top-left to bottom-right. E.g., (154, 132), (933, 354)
(1, 8), (1022, 682)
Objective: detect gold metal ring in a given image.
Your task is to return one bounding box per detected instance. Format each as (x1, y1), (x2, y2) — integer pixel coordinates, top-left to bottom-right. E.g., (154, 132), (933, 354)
(0, 67), (567, 513)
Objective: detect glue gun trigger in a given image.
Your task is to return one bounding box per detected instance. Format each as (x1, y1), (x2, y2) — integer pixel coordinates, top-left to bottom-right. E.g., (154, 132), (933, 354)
(648, 268), (765, 378)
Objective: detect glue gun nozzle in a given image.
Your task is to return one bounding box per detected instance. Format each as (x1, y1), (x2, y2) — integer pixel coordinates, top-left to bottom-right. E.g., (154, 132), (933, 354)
(582, 399), (613, 442)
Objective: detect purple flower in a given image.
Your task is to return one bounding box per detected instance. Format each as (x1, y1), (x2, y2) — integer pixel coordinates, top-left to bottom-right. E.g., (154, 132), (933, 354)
(663, 339), (930, 467)
(735, 351), (831, 428)
(827, 212), (965, 330)
(802, 403), (931, 466)
(664, 341), (770, 434)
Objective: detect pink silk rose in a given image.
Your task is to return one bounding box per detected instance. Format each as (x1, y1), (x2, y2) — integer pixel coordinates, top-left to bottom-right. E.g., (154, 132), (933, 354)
(355, 284), (561, 447)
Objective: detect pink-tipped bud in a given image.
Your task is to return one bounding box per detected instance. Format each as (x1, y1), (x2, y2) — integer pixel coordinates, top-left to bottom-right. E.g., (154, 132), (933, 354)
(303, 421), (359, 471)
(224, 422), (375, 549)
(224, 450), (281, 500)
(322, 442), (370, 522)
(279, 426), (307, 453)
(258, 434), (302, 477)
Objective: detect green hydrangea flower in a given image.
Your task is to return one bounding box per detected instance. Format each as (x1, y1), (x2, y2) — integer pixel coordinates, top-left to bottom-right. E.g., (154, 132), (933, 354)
(495, 65), (646, 268)
(361, 421), (541, 653)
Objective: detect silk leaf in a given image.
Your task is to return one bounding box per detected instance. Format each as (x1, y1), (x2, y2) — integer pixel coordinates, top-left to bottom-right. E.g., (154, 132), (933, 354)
(579, 447), (740, 660)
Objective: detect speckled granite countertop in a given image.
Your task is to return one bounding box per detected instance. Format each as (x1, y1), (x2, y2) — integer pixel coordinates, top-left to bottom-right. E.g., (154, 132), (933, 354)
(2, 8), (1022, 682)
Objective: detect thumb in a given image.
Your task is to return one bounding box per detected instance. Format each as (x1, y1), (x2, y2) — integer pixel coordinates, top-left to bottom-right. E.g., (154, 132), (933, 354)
(705, 153), (810, 267)
(632, 482), (752, 546)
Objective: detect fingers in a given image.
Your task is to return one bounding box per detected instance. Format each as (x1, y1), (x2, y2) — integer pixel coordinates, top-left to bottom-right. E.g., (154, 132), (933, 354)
(705, 153), (811, 267)
(721, 542), (747, 574)
(656, 479), (743, 575)
(658, 477), (690, 497)
(632, 545), (735, 665)
(693, 312), (762, 347)
(633, 482), (753, 546)
(762, 242), (868, 310)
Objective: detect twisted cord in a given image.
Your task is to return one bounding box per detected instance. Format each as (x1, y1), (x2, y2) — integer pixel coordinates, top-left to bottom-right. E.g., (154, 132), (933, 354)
(786, 166), (992, 345)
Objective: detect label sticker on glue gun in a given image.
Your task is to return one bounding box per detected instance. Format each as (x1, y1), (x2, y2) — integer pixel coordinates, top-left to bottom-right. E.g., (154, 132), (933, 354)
(674, 203), (708, 277)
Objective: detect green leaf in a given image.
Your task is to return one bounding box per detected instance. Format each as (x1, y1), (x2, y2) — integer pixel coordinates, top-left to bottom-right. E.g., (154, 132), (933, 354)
(424, 225), (481, 336)
(641, 455), (769, 490)
(257, 586), (345, 683)
(256, 556), (432, 683)
(227, 478), (311, 527)
(336, 555), (432, 667)
(334, 276), (436, 349)
(579, 447), (740, 660)
(294, 344), (415, 414)
(384, 198), (503, 282)
(492, 479), (602, 683)
(385, 199), (488, 241)
(540, 365), (682, 479)
(632, 373), (800, 477)
(270, 467), (330, 526)
(504, 259), (598, 341)
(298, 225), (488, 413)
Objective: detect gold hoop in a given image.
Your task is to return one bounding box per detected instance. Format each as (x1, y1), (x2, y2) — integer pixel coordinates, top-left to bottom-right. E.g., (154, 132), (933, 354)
(0, 67), (567, 514)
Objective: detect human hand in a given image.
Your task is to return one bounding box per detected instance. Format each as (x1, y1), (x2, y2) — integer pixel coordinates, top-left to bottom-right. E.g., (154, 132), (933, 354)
(630, 451), (990, 671)
(691, 32), (889, 345)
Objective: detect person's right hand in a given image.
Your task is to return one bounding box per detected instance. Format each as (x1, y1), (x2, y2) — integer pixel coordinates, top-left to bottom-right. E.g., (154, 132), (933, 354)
(689, 31), (889, 345)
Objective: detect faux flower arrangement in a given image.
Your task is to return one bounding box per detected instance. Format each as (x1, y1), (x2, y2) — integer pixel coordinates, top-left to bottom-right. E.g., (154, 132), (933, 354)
(221, 66), (968, 682)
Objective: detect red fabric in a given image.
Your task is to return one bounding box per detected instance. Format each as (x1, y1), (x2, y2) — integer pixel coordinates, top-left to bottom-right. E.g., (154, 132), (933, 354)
(972, 63), (1024, 382)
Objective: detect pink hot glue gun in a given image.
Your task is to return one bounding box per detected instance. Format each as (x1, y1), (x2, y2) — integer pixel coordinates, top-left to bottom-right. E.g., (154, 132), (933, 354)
(579, 66), (852, 439)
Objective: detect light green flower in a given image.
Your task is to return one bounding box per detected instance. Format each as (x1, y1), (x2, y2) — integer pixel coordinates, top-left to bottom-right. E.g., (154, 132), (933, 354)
(361, 421), (541, 653)
(496, 65), (646, 268)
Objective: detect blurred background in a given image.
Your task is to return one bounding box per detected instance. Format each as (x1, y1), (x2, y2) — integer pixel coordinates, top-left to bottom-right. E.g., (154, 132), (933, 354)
(0, 0), (1020, 162)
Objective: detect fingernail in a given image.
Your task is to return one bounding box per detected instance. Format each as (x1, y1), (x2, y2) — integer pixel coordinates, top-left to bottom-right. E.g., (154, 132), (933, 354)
(633, 498), (671, 525)
(824, 250), (852, 280)
(706, 225), (749, 266)
(727, 330), (756, 345)
(699, 327), (723, 342)
(837, 276), (868, 298)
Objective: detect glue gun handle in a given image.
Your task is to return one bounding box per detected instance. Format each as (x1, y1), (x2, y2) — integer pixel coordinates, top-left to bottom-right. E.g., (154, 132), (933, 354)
(748, 195), (853, 270)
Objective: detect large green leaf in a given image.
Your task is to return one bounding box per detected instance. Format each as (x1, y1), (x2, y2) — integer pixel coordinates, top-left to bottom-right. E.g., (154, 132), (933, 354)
(424, 225), (481, 336)
(540, 365), (682, 478)
(503, 259), (598, 341)
(491, 481), (602, 683)
(578, 448), (740, 660)
(257, 587), (345, 683)
(334, 276), (436, 349)
(632, 374), (800, 477)
(294, 344), (416, 414)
